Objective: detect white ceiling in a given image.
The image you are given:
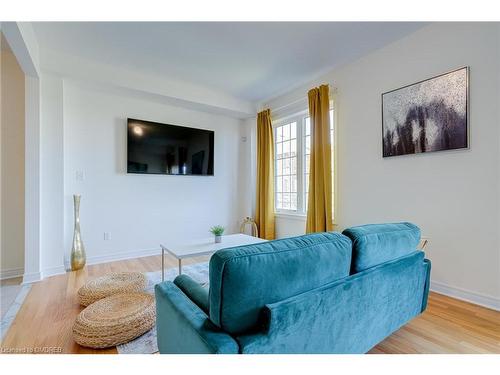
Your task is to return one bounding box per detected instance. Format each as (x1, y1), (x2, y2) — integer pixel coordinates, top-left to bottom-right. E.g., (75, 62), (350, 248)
(32, 22), (426, 103)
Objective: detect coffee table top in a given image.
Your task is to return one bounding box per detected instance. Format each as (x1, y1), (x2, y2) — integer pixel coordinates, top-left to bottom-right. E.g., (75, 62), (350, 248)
(160, 233), (266, 259)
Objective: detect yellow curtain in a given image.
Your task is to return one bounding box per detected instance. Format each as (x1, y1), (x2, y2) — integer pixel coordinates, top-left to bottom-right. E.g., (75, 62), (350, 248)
(255, 109), (275, 240)
(306, 85), (333, 233)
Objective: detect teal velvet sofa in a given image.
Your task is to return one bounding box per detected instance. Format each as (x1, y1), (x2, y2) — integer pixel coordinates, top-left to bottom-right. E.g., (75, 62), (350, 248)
(155, 222), (431, 354)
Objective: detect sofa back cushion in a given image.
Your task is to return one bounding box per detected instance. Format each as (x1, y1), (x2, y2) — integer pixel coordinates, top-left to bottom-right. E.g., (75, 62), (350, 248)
(209, 232), (352, 335)
(342, 222), (420, 273)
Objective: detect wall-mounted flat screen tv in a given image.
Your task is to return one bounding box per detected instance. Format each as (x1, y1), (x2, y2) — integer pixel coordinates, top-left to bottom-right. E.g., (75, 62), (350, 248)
(127, 118), (214, 176)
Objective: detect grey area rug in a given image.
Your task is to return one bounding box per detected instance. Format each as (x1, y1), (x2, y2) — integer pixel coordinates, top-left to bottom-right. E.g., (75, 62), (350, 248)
(0, 284), (32, 342)
(117, 262), (209, 354)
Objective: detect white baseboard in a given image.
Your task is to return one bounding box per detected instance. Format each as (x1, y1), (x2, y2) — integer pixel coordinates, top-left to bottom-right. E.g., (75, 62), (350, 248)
(21, 249), (162, 283)
(430, 280), (500, 311)
(85, 247), (162, 267)
(0, 267), (24, 280)
(22, 271), (42, 284)
(42, 265), (66, 279)
(21, 266), (66, 284)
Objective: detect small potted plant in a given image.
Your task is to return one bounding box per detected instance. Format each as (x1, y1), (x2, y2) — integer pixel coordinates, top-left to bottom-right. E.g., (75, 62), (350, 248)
(210, 225), (225, 243)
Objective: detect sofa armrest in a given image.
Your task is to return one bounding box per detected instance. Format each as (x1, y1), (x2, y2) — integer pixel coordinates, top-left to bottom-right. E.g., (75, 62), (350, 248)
(173, 274), (209, 314)
(155, 281), (239, 354)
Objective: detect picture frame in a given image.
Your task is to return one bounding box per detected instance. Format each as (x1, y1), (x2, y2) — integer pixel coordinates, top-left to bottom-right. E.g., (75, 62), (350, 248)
(382, 67), (469, 157)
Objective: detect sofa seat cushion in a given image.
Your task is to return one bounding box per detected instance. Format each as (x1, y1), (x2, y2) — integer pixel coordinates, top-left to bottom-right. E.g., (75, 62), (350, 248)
(209, 232), (352, 335)
(342, 222), (420, 273)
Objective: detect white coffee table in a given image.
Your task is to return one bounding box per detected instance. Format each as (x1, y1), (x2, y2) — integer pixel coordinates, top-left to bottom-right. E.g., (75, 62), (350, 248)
(160, 233), (267, 281)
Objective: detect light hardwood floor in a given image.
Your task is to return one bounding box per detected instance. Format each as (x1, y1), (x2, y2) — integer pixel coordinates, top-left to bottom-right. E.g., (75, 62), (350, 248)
(1, 254), (499, 354)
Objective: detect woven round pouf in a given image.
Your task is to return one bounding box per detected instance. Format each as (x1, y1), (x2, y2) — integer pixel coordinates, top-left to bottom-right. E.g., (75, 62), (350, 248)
(77, 272), (147, 306)
(73, 292), (155, 349)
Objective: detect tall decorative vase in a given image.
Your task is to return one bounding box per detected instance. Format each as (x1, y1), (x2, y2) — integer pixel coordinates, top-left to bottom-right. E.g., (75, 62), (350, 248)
(71, 194), (86, 271)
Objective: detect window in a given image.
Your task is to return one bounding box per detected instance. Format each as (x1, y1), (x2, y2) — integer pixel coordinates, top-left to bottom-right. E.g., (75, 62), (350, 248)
(274, 109), (334, 216)
(275, 121), (298, 211)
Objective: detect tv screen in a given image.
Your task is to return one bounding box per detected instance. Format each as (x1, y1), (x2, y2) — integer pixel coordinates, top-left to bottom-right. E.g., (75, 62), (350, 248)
(127, 118), (214, 175)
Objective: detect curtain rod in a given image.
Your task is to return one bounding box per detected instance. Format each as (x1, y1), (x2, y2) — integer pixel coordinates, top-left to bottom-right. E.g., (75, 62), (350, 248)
(262, 83), (336, 113)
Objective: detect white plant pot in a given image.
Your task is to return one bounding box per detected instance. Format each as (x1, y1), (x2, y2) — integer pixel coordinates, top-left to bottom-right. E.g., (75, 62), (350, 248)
(215, 235), (222, 243)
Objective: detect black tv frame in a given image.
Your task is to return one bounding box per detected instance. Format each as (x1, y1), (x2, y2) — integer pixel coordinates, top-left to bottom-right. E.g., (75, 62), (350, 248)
(126, 118), (215, 176)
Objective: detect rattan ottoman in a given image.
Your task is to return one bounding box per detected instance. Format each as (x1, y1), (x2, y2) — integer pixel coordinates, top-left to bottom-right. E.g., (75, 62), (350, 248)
(73, 292), (155, 349)
(77, 272), (147, 306)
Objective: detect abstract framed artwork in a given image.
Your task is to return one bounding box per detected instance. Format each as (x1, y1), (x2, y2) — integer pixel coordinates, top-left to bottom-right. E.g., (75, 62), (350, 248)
(382, 67), (469, 157)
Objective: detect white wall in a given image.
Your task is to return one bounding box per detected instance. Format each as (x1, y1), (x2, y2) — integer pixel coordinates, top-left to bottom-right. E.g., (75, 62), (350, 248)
(61, 82), (243, 265)
(0, 43), (25, 280)
(263, 23), (500, 308)
(40, 75), (65, 277)
(237, 117), (256, 221)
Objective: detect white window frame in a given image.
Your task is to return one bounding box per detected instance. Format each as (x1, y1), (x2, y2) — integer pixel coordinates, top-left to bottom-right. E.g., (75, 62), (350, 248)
(272, 101), (337, 223)
(273, 111), (305, 215)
